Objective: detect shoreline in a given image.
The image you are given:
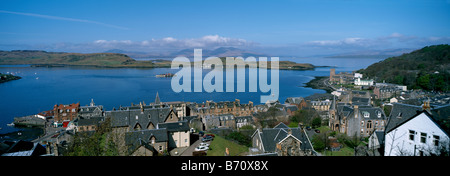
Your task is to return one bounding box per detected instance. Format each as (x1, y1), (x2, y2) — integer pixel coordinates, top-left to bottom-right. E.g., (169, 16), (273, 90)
(0, 74), (22, 83)
(303, 76), (334, 93)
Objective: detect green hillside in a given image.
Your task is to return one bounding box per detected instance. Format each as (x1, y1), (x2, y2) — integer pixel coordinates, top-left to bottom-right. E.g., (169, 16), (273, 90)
(0, 50), (164, 68)
(358, 44), (450, 91)
(0, 50), (316, 70)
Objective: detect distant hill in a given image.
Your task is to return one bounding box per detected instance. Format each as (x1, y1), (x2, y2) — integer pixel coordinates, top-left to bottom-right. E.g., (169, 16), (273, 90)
(326, 48), (416, 58)
(171, 47), (268, 58)
(103, 47), (267, 59)
(0, 50), (165, 68)
(0, 50), (314, 70)
(358, 44), (450, 91)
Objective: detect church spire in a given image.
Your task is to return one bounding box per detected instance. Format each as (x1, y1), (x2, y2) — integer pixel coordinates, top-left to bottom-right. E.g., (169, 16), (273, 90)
(155, 92), (161, 105)
(90, 98), (95, 106)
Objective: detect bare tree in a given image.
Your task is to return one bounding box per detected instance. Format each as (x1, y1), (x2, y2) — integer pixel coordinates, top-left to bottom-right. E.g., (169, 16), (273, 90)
(386, 129), (406, 156)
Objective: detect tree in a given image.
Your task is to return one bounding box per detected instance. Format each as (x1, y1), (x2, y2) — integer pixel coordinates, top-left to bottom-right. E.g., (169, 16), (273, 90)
(226, 131), (251, 147)
(65, 118), (118, 156)
(417, 73), (431, 90)
(290, 109), (320, 127)
(311, 134), (326, 152)
(393, 75), (404, 85)
(312, 117), (322, 128)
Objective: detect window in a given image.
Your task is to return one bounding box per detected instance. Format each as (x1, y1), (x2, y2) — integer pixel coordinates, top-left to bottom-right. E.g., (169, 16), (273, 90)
(433, 135), (440, 146)
(159, 146), (163, 151)
(367, 121), (372, 129)
(409, 130), (415, 141)
(361, 121), (364, 127)
(185, 139), (188, 143)
(362, 111), (370, 118)
(420, 133), (427, 143)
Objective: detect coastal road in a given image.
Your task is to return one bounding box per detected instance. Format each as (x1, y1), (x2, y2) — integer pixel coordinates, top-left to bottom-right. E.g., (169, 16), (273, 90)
(323, 78), (337, 91)
(32, 122), (64, 143)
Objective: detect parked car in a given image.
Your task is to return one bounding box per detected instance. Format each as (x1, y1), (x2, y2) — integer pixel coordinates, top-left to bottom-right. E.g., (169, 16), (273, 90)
(202, 135), (214, 142)
(205, 134), (215, 138)
(306, 126), (312, 130)
(198, 142), (210, 147)
(315, 129), (320, 133)
(195, 146), (209, 151)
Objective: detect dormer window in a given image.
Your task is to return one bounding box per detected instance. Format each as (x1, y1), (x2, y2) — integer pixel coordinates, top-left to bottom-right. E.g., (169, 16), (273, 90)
(377, 111), (382, 118)
(362, 111), (370, 118)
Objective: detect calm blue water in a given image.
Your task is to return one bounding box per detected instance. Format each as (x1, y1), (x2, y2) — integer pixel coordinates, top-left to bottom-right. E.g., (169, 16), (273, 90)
(0, 57), (385, 134)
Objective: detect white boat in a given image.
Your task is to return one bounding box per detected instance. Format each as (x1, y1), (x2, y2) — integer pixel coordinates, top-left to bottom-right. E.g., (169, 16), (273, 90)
(7, 122), (15, 127)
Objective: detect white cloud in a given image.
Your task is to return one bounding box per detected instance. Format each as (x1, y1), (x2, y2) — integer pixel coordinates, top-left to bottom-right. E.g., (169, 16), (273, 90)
(307, 37), (366, 46)
(162, 37), (177, 42)
(87, 35), (256, 52)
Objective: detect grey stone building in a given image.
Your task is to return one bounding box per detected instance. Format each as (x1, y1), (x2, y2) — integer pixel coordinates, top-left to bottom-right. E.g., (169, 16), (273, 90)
(251, 122), (315, 156)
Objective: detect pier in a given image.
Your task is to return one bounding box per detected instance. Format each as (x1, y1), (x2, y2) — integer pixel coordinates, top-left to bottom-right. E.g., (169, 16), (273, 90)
(13, 115), (46, 127)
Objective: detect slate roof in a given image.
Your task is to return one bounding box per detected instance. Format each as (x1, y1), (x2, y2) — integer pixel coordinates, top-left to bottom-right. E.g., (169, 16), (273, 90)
(351, 97), (370, 105)
(431, 104), (450, 121)
(374, 131), (385, 145)
(183, 115), (198, 122)
(157, 121), (190, 132)
(283, 105), (299, 112)
(358, 107), (386, 120)
(107, 106), (174, 129)
(273, 122), (289, 129)
(254, 123), (313, 153)
(79, 106), (102, 114)
(1, 140), (46, 156)
(235, 116), (253, 123)
(385, 103), (423, 133)
(285, 97), (304, 104)
(77, 117), (104, 126)
(125, 128), (168, 155)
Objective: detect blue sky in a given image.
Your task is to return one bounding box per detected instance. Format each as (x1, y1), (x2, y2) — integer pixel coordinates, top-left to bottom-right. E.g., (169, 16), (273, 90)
(0, 0), (449, 56)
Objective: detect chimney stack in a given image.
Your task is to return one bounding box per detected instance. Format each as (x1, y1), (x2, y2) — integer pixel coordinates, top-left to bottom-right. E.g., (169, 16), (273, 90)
(422, 99), (431, 112)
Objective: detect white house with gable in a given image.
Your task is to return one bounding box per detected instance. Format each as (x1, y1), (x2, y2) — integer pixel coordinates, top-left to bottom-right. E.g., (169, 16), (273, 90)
(384, 111), (450, 156)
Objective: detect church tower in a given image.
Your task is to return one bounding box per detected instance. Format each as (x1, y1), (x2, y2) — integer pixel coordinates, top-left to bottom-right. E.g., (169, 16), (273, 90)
(155, 92), (161, 105)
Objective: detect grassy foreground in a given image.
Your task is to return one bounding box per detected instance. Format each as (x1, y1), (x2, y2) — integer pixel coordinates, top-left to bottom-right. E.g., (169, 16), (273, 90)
(206, 135), (249, 156)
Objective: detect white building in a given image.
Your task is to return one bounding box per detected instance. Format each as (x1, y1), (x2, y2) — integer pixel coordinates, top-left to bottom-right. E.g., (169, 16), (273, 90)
(384, 111), (450, 156)
(354, 77), (374, 86)
(354, 73), (363, 79)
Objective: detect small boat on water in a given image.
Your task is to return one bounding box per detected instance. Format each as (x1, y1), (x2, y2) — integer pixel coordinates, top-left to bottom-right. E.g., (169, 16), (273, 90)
(155, 73), (175, 78)
(7, 122), (15, 127)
